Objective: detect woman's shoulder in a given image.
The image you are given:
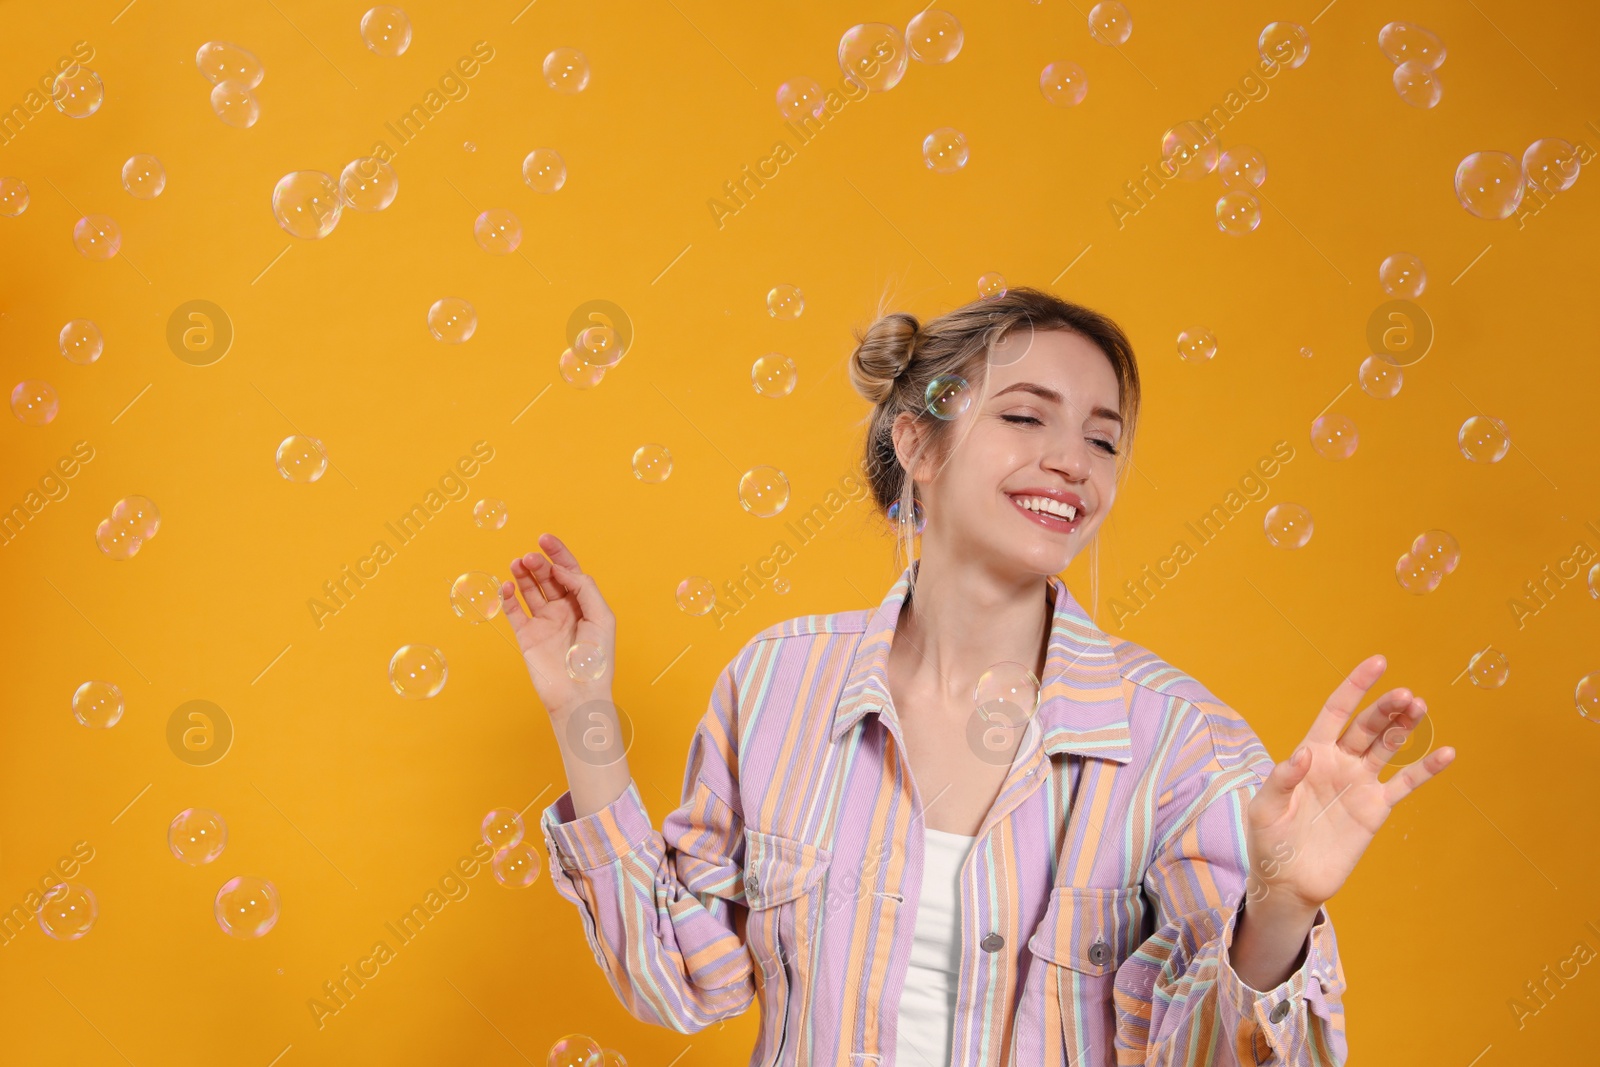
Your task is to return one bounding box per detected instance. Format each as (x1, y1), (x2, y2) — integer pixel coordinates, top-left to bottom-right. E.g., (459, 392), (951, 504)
(1104, 633), (1228, 710)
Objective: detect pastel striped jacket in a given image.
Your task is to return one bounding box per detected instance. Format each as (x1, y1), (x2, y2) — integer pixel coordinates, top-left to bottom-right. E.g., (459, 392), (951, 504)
(540, 559), (1347, 1065)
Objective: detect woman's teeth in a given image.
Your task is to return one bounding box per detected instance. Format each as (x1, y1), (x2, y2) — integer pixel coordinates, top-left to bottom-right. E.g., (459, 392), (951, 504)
(1011, 495), (1077, 521)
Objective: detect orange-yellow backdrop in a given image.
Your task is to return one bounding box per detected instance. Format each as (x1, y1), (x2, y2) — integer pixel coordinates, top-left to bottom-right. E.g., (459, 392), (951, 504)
(3, 0), (1597, 1063)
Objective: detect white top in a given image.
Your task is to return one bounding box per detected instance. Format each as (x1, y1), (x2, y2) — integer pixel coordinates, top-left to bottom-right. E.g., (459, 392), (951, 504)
(895, 826), (975, 1067)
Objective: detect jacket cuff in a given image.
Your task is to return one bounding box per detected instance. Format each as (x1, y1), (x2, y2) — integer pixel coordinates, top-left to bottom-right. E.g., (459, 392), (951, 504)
(540, 779), (654, 872)
(1218, 896), (1340, 1059)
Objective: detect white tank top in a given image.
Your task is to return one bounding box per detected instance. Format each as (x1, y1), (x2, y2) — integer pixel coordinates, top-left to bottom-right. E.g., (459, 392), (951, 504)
(895, 826), (975, 1067)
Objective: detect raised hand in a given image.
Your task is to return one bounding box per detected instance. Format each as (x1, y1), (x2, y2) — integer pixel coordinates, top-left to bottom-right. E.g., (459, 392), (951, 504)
(500, 532), (617, 718)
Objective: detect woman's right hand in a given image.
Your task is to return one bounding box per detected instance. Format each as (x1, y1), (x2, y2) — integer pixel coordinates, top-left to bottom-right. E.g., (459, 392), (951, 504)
(501, 533), (617, 718)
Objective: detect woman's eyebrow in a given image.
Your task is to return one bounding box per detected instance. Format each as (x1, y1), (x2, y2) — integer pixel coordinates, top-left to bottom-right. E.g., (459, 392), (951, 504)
(992, 381), (1123, 424)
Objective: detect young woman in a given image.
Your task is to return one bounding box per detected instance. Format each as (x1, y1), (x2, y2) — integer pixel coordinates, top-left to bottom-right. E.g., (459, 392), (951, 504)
(501, 288), (1456, 1066)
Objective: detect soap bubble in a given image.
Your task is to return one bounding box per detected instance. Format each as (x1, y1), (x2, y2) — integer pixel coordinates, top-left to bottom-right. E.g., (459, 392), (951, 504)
(1396, 551), (1441, 595)
(1263, 503), (1314, 549)
(0, 176), (28, 216)
(95, 495), (160, 560)
(1259, 22), (1310, 68)
(887, 498), (926, 535)
(776, 77), (826, 121)
(1378, 22), (1446, 69)
(1310, 413), (1358, 460)
(359, 6), (412, 56)
(1455, 151), (1523, 220)
(389, 644), (448, 699)
(558, 347), (605, 389)
(596, 1051), (629, 1067)
(548, 1036), (604, 1067)
(1087, 2), (1132, 45)
(169, 808), (228, 865)
(492, 843), (540, 887)
(11, 380), (60, 424)
(1412, 529), (1460, 577)
(481, 808), (524, 850)
(577, 325), (622, 368)
(463, 141), (476, 153)
(72, 680), (124, 728)
(521, 148), (567, 193)
(543, 47), (590, 93)
(631, 443), (672, 483)
(60, 320), (104, 364)
(839, 23), (909, 92)
(1039, 61), (1088, 106)
(272, 171), (341, 238)
(977, 272), (1008, 298)
(38, 883), (97, 940)
(1590, 563), (1600, 600)
(1358, 356), (1403, 399)
(73, 215), (122, 260)
(209, 82), (260, 128)
(1378, 253), (1426, 298)
(338, 157), (398, 211)
(196, 42), (264, 87)
(51, 66), (104, 118)
(1176, 327), (1216, 362)
(1457, 414), (1510, 463)
(907, 9), (963, 63)
(752, 354), (797, 398)
(215, 876), (280, 938)
(1160, 121), (1217, 180)
(738, 466), (790, 517)
(922, 128), (969, 173)
(1523, 138), (1580, 194)
(1393, 61), (1442, 108)
(1467, 648), (1508, 689)
(566, 642), (607, 681)
(474, 209), (522, 254)
(121, 154), (166, 199)
(450, 572), (502, 622)
(1215, 189), (1261, 235)
(766, 284), (804, 320)
(1217, 145), (1266, 188)
(473, 498), (507, 529)
(773, 577), (791, 595)
(427, 298), (477, 343)
(275, 435), (328, 483)
(1300, 346), (1314, 358)
(1577, 674), (1600, 722)
(974, 662), (1041, 721)
(925, 375), (971, 419)
(676, 576), (715, 616)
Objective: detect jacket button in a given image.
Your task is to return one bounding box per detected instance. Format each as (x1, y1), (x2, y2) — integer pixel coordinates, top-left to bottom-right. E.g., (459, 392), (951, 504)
(1268, 998), (1291, 1023)
(745, 874), (760, 898)
(1087, 939), (1111, 966)
(980, 932), (1005, 952)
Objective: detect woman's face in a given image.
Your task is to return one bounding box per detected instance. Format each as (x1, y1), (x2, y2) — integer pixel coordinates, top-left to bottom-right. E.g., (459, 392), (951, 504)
(896, 327), (1124, 576)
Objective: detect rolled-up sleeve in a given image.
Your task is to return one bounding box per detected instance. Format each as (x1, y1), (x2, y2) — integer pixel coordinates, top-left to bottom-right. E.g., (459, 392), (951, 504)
(1113, 698), (1348, 1065)
(539, 648), (756, 1032)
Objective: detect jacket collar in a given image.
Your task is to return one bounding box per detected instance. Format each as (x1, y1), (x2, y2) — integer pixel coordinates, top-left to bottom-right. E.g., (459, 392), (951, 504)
(829, 557), (1133, 763)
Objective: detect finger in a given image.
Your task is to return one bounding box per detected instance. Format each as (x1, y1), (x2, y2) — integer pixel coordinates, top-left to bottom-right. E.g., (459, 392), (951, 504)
(1254, 743), (1313, 822)
(1363, 697), (1425, 772)
(1381, 745), (1455, 808)
(499, 578), (533, 630)
(1335, 686), (1415, 757)
(549, 561), (612, 628)
(539, 532), (584, 573)
(1303, 655), (1388, 747)
(512, 554), (550, 610)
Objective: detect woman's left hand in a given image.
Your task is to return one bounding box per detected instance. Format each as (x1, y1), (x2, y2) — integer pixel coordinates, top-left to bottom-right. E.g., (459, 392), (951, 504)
(1243, 654), (1457, 916)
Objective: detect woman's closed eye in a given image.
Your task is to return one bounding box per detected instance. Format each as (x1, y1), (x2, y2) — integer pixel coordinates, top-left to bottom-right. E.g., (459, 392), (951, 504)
(1000, 413), (1119, 455)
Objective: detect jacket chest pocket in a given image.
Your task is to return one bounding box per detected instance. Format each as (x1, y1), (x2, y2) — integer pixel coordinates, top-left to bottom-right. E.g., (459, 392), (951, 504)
(1026, 885), (1146, 1065)
(742, 828), (833, 1066)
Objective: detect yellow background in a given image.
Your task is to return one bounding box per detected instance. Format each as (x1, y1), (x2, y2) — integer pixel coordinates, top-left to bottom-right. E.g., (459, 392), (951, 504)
(3, 0), (1597, 1063)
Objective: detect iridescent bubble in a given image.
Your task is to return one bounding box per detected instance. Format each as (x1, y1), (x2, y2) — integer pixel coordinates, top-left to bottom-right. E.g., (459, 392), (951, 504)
(558, 347), (605, 389)
(115, 495), (161, 540)
(1578, 673), (1600, 723)
(766, 284), (804, 320)
(1217, 145), (1266, 188)
(773, 577), (791, 595)
(1457, 414), (1510, 463)
(1160, 121), (1217, 180)
(1412, 529), (1460, 576)
(549, 1036), (604, 1067)
(492, 843), (540, 887)
(597, 1050), (629, 1067)
(72, 680), (124, 728)
(977, 272), (1008, 298)
(169, 808), (228, 865)
(51, 66), (104, 118)
(738, 466), (790, 517)
(566, 642), (607, 681)
(1039, 61), (1088, 107)
(1310, 413), (1358, 460)
(215, 876), (280, 939)
(907, 9), (963, 63)
(1395, 551), (1441, 595)
(38, 883), (97, 940)
(1087, 2), (1132, 45)
(839, 23), (909, 92)
(1590, 562), (1600, 600)
(676, 576), (716, 616)
(887, 497), (926, 535)
(1263, 503), (1314, 549)
(543, 47), (591, 93)
(922, 128), (969, 173)
(1393, 61), (1441, 108)
(1215, 189), (1261, 235)
(577, 324), (623, 367)
(1467, 648), (1508, 689)
(631, 443), (672, 483)
(359, 6), (412, 57)
(272, 171), (341, 239)
(450, 571), (502, 623)
(926, 374), (971, 419)
(1259, 22), (1310, 68)
(521, 148), (567, 194)
(0, 176), (28, 216)
(1299, 346), (1314, 358)
(474, 208), (522, 254)
(1455, 151), (1523, 220)
(60, 320), (103, 364)
(1379, 253), (1426, 298)
(473, 498), (508, 529)
(73, 215), (122, 260)
(776, 77), (826, 121)
(196, 42), (264, 88)
(210, 83), (260, 128)
(752, 354), (797, 398)
(427, 298), (477, 343)
(1176, 327), (1216, 362)
(275, 435), (328, 483)
(1523, 138), (1580, 194)
(481, 808), (524, 850)
(338, 157), (398, 211)
(974, 662), (1041, 721)
(463, 141), (477, 153)
(389, 644), (448, 699)
(1378, 22), (1446, 69)
(11, 380), (60, 424)
(1358, 355), (1403, 399)
(95, 518), (139, 560)
(121, 155), (166, 199)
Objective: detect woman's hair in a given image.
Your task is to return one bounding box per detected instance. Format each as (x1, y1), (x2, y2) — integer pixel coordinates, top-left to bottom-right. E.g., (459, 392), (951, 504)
(846, 285), (1142, 616)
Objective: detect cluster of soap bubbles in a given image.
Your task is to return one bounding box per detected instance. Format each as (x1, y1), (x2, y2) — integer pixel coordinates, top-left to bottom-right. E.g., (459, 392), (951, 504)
(479, 808), (541, 888)
(173, 807), (281, 939)
(1378, 22), (1446, 109)
(1396, 529), (1460, 595)
(96, 495), (161, 560)
(547, 1033), (629, 1067)
(1456, 139), (1582, 220)
(390, 643), (448, 699)
(271, 158), (400, 241)
(1263, 503), (1314, 550)
(196, 41), (265, 129)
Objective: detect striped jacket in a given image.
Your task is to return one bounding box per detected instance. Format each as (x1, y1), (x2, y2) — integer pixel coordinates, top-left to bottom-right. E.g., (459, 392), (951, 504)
(540, 559), (1347, 1065)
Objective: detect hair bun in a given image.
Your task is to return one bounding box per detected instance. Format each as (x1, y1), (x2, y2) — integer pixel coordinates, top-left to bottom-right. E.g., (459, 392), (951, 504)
(848, 311), (920, 405)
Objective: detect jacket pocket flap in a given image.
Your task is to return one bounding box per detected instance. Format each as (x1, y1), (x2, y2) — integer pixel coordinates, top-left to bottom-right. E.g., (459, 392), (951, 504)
(1027, 884), (1145, 977)
(742, 828), (832, 909)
